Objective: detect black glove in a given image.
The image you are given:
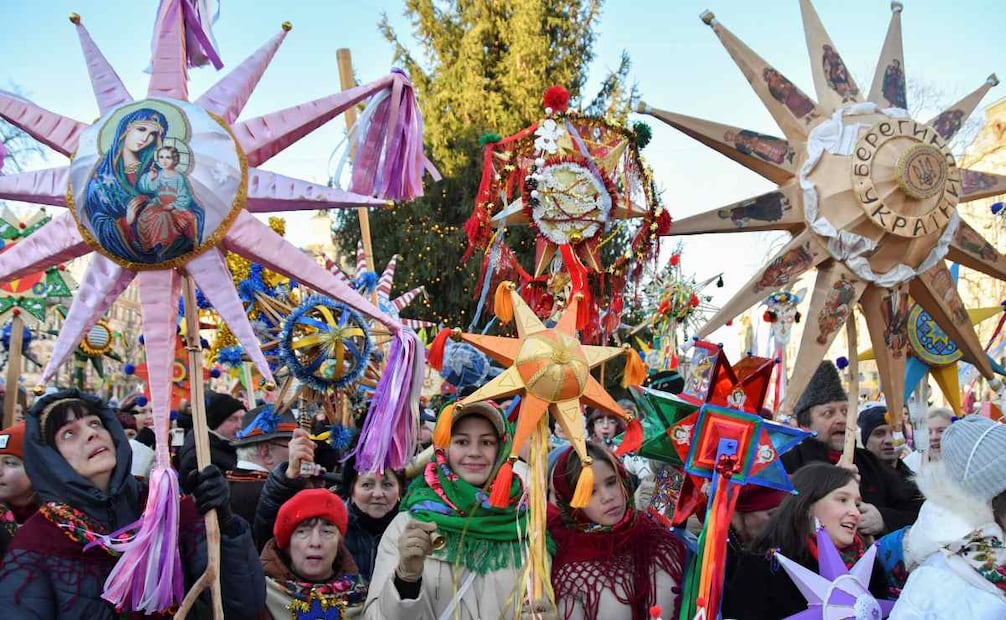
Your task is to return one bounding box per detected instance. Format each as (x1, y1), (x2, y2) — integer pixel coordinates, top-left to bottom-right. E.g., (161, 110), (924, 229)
(187, 465), (234, 527)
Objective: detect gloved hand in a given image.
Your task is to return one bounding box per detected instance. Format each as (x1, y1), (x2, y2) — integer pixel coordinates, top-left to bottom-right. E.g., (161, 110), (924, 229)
(396, 518), (437, 581)
(187, 465), (234, 527)
(520, 598), (559, 620)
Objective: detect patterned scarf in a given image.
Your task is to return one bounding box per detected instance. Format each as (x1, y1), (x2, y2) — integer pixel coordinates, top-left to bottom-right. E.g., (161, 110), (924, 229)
(946, 525), (1006, 592)
(38, 501), (134, 556)
(0, 502), (16, 541)
(279, 573), (368, 619)
(401, 445), (527, 575)
(548, 446), (686, 620)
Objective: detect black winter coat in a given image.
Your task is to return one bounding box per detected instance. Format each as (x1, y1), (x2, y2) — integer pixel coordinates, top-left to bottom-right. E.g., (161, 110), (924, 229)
(0, 390), (265, 619)
(178, 429), (237, 493)
(781, 438), (922, 532)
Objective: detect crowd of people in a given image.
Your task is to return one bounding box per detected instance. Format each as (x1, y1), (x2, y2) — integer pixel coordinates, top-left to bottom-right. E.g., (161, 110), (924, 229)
(0, 360), (1002, 619)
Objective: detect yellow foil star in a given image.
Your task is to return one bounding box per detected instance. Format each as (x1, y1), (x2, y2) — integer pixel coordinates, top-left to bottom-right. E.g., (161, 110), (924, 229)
(445, 282), (641, 508)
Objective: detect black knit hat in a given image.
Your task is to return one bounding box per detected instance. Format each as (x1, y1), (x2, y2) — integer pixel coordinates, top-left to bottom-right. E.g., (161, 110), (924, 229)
(793, 361), (847, 424)
(205, 392), (245, 430)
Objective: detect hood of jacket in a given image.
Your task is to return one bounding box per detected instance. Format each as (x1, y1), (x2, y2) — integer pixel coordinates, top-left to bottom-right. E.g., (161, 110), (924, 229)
(24, 389), (141, 529)
(905, 460), (994, 569)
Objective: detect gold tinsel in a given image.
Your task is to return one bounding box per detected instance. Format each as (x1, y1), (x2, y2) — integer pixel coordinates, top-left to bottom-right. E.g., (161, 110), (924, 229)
(210, 324), (239, 363)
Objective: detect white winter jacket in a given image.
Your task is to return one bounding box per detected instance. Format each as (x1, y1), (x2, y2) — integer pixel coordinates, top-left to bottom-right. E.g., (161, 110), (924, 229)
(891, 461), (1006, 619)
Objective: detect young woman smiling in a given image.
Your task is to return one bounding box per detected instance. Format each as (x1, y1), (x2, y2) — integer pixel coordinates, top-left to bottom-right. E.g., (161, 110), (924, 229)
(363, 401), (531, 620)
(722, 462), (891, 619)
(548, 442), (685, 620)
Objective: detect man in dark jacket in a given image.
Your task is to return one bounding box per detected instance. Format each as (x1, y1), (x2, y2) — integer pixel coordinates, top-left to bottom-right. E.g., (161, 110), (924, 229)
(0, 389), (265, 619)
(781, 362), (922, 534)
(858, 404), (918, 487)
(228, 405), (297, 546)
(178, 391), (244, 492)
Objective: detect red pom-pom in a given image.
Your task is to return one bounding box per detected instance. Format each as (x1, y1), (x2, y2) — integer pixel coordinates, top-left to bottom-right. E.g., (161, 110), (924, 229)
(543, 86), (570, 113)
(11, 308), (20, 317)
(689, 294), (700, 307)
(763, 310), (777, 323)
(649, 606), (663, 620)
(725, 319), (733, 326)
(655, 209), (672, 235)
(669, 253), (681, 267)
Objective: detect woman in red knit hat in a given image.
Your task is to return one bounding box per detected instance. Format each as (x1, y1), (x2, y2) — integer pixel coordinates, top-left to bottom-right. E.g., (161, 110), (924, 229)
(549, 442), (686, 619)
(0, 422), (36, 563)
(259, 488), (367, 619)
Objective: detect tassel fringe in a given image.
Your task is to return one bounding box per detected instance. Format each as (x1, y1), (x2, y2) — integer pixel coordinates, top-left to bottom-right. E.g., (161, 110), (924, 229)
(433, 402), (455, 448)
(571, 459), (594, 508)
(494, 282), (514, 324)
(622, 346), (647, 387)
(616, 418), (643, 456)
(97, 466), (183, 613)
(427, 328), (452, 371)
(489, 456), (516, 507)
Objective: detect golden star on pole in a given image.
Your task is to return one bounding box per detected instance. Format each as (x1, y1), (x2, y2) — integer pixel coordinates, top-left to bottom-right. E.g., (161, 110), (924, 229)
(436, 281), (641, 507)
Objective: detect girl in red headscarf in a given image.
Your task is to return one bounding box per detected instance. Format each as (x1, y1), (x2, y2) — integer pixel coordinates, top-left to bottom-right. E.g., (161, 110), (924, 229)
(548, 442), (686, 620)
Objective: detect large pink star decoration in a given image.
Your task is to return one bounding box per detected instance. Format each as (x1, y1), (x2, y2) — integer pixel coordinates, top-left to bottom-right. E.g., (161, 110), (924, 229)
(0, 1), (435, 612)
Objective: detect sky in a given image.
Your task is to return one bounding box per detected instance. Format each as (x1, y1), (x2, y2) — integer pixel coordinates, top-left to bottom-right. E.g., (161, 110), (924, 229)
(3, 0), (1005, 354)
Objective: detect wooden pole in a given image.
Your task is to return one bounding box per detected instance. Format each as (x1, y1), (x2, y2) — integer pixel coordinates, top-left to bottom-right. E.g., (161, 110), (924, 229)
(842, 314), (860, 465)
(2, 313), (23, 428)
(336, 48), (379, 304)
(174, 276), (223, 620)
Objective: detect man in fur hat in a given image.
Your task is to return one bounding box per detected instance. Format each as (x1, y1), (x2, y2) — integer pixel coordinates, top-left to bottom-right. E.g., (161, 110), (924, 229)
(781, 361), (922, 535)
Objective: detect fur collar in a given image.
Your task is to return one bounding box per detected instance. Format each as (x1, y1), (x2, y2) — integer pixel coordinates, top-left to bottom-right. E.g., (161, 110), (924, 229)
(905, 461), (994, 568)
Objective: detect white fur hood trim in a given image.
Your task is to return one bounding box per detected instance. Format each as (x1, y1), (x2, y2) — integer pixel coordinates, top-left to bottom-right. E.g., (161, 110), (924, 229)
(904, 461), (994, 569)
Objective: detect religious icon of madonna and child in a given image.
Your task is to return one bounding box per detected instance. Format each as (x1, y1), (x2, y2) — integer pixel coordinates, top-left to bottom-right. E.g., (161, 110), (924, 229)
(71, 99), (240, 267)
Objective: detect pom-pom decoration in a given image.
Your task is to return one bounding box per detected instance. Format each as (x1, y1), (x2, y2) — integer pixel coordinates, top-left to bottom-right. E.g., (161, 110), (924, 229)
(542, 85), (571, 113)
(633, 121), (653, 149)
(278, 296), (373, 392)
(478, 132), (502, 147)
(123, 363), (136, 375)
(835, 356), (849, 370)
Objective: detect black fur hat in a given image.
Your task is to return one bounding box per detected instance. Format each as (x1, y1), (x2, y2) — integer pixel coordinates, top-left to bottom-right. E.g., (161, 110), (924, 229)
(793, 361), (847, 424)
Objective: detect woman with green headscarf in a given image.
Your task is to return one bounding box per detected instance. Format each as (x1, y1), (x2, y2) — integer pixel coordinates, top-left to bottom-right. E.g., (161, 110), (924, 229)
(363, 401), (536, 619)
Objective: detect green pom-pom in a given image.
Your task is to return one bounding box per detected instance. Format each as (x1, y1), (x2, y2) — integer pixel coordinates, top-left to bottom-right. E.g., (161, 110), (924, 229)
(478, 132), (502, 147)
(632, 121), (652, 149)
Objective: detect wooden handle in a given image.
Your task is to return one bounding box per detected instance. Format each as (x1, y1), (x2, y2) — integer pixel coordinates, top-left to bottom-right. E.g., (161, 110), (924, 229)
(2, 314), (24, 428)
(842, 316), (859, 465)
(174, 276), (223, 620)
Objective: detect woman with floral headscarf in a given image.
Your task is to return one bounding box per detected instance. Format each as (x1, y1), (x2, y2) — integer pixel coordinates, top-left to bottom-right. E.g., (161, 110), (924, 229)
(363, 401), (538, 620)
(548, 442), (686, 620)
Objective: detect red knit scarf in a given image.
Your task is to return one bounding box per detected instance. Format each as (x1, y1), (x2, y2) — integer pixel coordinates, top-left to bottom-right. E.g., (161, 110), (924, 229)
(548, 447), (685, 620)
(806, 532), (866, 569)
